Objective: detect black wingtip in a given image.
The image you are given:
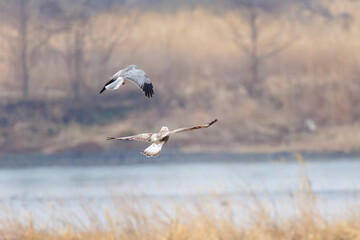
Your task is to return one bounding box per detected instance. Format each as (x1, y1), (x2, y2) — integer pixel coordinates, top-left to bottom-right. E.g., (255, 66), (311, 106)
(106, 137), (115, 140)
(209, 119), (218, 126)
(143, 83), (154, 98)
(100, 79), (115, 94)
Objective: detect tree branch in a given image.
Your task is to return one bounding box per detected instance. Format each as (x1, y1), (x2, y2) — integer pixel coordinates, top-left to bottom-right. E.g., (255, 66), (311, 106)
(221, 16), (251, 56)
(261, 35), (298, 59)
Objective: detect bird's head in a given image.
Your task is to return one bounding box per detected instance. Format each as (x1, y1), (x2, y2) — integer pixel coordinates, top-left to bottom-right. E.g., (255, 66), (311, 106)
(160, 126), (169, 133)
(126, 64), (138, 71)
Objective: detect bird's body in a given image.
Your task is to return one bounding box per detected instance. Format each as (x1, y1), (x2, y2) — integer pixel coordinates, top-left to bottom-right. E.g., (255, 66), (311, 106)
(100, 65), (154, 98)
(107, 119), (217, 157)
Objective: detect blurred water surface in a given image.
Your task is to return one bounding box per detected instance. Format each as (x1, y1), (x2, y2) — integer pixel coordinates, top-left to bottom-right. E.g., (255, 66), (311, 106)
(0, 154), (359, 222)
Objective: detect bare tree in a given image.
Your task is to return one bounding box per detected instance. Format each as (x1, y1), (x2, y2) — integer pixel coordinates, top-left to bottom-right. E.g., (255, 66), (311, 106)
(226, 0), (297, 98)
(18, 0), (31, 99)
(65, 18), (87, 100)
(1, 0), (61, 99)
(62, 2), (138, 100)
(56, 0), (90, 101)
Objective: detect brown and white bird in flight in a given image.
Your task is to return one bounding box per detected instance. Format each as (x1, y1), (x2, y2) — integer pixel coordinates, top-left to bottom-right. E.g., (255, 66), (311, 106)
(107, 119), (217, 157)
(100, 65), (154, 98)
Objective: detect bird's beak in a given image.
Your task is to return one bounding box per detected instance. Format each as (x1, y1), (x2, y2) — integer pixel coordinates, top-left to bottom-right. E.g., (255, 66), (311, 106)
(122, 80), (126, 85)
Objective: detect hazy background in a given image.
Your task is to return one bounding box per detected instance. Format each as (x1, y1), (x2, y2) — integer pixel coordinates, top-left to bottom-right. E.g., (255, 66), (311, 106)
(2, 2), (360, 238)
(0, 0), (359, 156)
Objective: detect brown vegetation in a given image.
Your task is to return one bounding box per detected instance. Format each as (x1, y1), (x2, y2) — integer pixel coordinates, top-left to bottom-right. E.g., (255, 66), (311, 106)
(0, 0), (359, 154)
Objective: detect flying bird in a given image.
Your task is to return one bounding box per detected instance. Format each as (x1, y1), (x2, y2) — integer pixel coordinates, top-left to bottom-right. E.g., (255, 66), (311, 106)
(107, 119), (218, 157)
(100, 65), (154, 98)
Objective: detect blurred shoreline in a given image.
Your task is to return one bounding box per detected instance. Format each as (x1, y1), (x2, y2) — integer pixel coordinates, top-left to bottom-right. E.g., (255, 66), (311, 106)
(0, 150), (359, 168)
(1, 96), (360, 156)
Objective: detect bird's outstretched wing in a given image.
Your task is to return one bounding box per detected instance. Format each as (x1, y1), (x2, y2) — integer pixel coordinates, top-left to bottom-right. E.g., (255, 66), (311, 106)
(169, 119), (218, 135)
(122, 68), (154, 98)
(100, 70), (123, 94)
(141, 142), (165, 157)
(100, 77), (123, 93)
(107, 133), (153, 142)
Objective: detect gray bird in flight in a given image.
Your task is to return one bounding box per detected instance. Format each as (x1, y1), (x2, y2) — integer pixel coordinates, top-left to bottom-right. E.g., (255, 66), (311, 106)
(100, 65), (154, 98)
(107, 119), (217, 157)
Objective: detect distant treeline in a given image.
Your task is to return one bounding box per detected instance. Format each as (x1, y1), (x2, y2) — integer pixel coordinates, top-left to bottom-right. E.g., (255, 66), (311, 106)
(0, 0), (358, 154)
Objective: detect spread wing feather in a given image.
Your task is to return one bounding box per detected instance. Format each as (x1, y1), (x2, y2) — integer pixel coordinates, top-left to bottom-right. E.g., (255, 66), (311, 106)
(169, 119), (218, 136)
(100, 70), (124, 94)
(122, 69), (154, 98)
(107, 133), (153, 142)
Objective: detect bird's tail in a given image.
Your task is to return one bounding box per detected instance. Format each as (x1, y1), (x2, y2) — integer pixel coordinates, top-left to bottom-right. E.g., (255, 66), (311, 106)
(141, 142), (164, 157)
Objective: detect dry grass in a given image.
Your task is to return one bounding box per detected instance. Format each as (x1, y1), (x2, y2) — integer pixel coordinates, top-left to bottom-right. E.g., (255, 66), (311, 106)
(1, 157), (360, 240)
(1, 1), (360, 153)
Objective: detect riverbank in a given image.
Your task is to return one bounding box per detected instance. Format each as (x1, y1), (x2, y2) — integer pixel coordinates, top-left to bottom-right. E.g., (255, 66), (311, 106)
(1, 98), (360, 156)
